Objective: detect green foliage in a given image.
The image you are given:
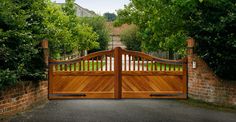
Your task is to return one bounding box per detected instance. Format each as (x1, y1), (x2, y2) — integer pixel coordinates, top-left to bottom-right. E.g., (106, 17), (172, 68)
(116, 0), (236, 80)
(115, 1), (188, 53)
(0, 0), (100, 89)
(103, 12), (117, 21)
(120, 25), (141, 51)
(0, 69), (17, 90)
(183, 0), (236, 80)
(0, 0), (46, 89)
(80, 16), (110, 52)
(44, 1), (99, 57)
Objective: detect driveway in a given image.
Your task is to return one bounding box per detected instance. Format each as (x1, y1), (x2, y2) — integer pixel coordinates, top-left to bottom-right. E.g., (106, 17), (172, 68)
(10, 100), (236, 122)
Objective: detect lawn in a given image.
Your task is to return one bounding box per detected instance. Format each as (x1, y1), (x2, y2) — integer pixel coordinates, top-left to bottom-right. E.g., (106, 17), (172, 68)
(54, 61), (105, 71)
(147, 63), (183, 71)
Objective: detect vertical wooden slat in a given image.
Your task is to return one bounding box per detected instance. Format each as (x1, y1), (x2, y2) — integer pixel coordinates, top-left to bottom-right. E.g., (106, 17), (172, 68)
(133, 56), (135, 71)
(154, 61), (157, 71)
(70, 63), (72, 71)
(164, 63), (166, 71)
(174, 64), (176, 71)
(160, 63), (162, 71)
(142, 58), (144, 71)
(96, 57), (99, 71)
(75, 63), (77, 71)
(60, 64), (63, 71)
(88, 59), (90, 71)
(55, 64), (58, 71)
(129, 55), (131, 71)
(124, 54), (126, 71)
(65, 64), (67, 71)
(146, 60), (149, 71)
(105, 55), (107, 71)
(110, 55), (112, 71)
(151, 60), (153, 71)
(92, 58), (94, 71)
(83, 60), (85, 71)
(100, 56), (103, 71)
(114, 47), (122, 99)
(169, 64), (171, 71)
(79, 61), (81, 71)
(138, 57), (140, 71)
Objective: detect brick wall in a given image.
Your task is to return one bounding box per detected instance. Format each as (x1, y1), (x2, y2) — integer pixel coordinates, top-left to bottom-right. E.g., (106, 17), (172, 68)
(187, 38), (236, 106)
(0, 80), (48, 116)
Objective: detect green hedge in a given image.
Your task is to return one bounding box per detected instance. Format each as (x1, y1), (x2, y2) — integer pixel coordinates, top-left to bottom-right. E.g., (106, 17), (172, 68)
(0, 0), (46, 90)
(185, 0), (236, 80)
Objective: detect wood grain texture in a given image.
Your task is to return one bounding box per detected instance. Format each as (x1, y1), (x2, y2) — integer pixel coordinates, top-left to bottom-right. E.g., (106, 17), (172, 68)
(48, 47), (187, 99)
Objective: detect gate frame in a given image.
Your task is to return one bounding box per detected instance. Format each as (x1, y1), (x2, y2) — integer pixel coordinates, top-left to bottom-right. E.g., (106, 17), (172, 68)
(48, 46), (188, 99)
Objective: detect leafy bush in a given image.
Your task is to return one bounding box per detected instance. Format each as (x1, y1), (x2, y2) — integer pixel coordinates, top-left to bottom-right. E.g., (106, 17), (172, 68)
(183, 0), (236, 80)
(0, 0), (46, 89)
(120, 25), (141, 51)
(0, 0), (100, 89)
(0, 69), (17, 90)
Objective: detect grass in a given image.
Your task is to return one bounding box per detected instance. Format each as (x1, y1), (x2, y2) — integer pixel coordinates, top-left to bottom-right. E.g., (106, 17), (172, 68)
(177, 98), (236, 113)
(147, 63), (183, 71)
(54, 61), (105, 71)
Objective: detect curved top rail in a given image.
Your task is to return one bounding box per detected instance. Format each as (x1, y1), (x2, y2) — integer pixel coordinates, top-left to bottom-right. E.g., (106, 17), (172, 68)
(49, 49), (114, 64)
(122, 49), (185, 64)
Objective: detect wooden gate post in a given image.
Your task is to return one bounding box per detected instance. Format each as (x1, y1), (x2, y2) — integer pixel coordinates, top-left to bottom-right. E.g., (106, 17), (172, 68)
(41, 39), (52, 99)
(41, 39), (49, 67)
(114, 47), (122, 99)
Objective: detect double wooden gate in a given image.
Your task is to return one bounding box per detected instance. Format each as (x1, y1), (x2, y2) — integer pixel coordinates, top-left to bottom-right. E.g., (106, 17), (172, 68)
(48, 47), (187, 99)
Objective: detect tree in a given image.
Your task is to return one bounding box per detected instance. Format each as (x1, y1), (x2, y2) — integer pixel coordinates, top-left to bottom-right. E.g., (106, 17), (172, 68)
(115, 0), (236, 80)
(103, 12), (117, 21)
(44, 1), (99, 58)
(115, 1), (187, 58)
(120, 25), (141, 51)
(80, 16), (110, 52)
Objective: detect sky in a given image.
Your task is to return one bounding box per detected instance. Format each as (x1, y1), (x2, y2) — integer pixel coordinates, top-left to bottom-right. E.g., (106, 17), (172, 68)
(52, 0), (130, 15)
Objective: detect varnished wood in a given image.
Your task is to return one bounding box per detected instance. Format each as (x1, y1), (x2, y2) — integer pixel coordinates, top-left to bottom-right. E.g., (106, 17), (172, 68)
(53, 71), (114, 76)
(122, 71), (183, 76)
(88, 59), (90, 71)
(114, 47), (122, 99)
(105, 55), (107, 71)
(129, 54), (131, 71)
(49, 48), (187, 99)
(49, 64), (53, 94)
(124, 54), (126, 71)
(182, 58), (187, 96)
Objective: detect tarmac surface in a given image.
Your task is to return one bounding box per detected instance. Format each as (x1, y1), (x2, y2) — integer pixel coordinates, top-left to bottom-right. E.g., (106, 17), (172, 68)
(10, 99), (236, 122)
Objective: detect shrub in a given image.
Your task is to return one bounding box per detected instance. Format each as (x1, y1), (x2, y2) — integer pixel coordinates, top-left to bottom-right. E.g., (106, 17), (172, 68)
(120, 25), (141, 51)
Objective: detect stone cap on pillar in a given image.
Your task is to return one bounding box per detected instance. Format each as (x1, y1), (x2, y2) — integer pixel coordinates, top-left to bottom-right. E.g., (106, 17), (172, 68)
(41, 39), (48, 49)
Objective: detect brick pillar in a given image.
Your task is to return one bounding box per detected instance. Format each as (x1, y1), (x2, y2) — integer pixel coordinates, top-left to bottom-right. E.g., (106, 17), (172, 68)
(186, 38), (195, 98)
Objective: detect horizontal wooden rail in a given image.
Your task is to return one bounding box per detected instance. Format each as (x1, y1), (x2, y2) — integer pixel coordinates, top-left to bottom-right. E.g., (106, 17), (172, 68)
(122, 49), (184, 64)
(122, 71), (183, 76)
(53, 71), (114, 76)
(49, 50), (114, 64)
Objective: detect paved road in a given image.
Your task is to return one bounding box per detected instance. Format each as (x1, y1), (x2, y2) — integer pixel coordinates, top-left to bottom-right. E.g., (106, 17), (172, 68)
(10, 100), (236, 122)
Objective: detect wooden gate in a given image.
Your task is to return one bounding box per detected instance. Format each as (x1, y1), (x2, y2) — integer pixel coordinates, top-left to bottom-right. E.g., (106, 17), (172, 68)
(48, 47), (187, 99)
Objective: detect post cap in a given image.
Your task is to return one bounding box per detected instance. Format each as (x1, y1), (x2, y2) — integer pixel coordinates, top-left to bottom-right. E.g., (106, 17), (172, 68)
(187, 38), (195, 48)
